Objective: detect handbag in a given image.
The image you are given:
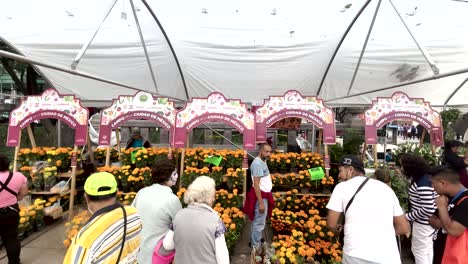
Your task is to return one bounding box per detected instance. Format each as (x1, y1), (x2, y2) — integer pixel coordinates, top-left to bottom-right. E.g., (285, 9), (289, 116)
(152, 236), (175, 264)
(441, 196), (468, 264)
(337, 177), (370, 245)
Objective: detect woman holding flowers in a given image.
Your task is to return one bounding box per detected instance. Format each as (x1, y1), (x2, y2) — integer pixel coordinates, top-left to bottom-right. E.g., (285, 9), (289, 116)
(132, 158), (182, 264)
(163, 176), (230, 264)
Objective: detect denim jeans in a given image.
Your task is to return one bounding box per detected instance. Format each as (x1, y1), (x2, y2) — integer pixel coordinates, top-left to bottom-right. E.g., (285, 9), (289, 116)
(251, 198), (268, 247)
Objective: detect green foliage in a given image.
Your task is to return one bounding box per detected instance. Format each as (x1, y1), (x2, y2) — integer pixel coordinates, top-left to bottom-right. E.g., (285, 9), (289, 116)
(342, 128), (364, 155)
(441, 108), (461, 140)
(329, 144), (343, 164)
(390, 168), (410, 212)
(393, 142), (441, 166)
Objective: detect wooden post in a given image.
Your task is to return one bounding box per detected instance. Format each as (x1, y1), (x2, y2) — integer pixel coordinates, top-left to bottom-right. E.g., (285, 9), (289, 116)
(419, 129), (426, 147)
(324, 144), (330, 177)
(105, 146), (111, 167)
(178, 148), (186, 189)
(87, 133), (94, 164)
(69, 145), (78, 219)
(373, 144), (378, 167)
(317, 129), (323, 154)
(361, 142), (367, 162)
(27, 125), (36, 148)
(116, 128), (121, 153)
(13, 130), (22, 172)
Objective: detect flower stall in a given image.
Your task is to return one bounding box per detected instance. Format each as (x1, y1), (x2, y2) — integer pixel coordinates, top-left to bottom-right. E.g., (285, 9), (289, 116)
(98, 91), (178, 165)
(7, 88), (89, 218)
(254, 90), (336, 176)
(364, 92), (444, 164)
(173, 92), (257, 198)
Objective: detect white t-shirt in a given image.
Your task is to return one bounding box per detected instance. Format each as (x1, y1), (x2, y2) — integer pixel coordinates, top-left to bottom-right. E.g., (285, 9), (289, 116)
(327, 176), (404, 264)
(250, 157), (273, 192)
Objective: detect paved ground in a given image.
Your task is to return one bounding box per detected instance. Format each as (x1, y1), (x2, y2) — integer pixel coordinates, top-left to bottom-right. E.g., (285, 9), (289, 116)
(0, 221), (66, 264)
(1, 219), (414, 264)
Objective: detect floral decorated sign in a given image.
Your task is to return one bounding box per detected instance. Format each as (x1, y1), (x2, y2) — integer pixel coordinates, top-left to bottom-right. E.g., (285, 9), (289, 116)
(7, 89), (88, 146)
(255, 90), (336, 144)
(364, 92), (443, 146)
(99, 91), (177, 145)
(174, 92), (256, 150)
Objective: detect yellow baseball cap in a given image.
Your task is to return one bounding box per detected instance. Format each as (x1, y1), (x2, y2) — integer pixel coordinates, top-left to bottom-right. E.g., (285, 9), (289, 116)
(84, 172), (118, 196)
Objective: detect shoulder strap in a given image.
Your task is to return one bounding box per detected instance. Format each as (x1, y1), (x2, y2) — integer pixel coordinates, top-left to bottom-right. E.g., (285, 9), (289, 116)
(457, 195), (468, 206)
(115, 204), (127, 264)
(344, 177), (370, 214)
(0, 171), (18, 196)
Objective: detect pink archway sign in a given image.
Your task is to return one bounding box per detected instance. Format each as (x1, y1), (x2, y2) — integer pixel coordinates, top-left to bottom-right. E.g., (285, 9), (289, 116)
(255, 90), (336, 144)
(364, 92), (444, 146)
(99, 91), (177, 145)
(7, 89), (89, 146)
(174, 92), (256, 150)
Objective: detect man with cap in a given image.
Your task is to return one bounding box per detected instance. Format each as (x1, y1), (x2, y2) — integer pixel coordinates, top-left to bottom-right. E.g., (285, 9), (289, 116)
(125, 128), (151, 150)
(64, 172), (142, 264)
(326, 155), (410, 264)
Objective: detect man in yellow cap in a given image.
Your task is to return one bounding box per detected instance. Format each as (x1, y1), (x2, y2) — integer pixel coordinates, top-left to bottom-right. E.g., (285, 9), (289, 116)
(64, 172), (142, 264)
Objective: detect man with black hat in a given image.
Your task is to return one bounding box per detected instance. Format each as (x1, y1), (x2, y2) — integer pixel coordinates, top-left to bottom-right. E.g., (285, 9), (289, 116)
(64, 172), (142, 263)
(326, 155), (410, 264)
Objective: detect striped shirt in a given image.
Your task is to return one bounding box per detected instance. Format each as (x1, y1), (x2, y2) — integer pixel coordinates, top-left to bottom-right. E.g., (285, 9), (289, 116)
(406, 174), (437, 225)
(64, 204), (142, 264)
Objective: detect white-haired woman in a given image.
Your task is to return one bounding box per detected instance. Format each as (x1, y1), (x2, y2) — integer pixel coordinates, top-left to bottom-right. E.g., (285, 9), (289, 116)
(162, 176), (229, 264)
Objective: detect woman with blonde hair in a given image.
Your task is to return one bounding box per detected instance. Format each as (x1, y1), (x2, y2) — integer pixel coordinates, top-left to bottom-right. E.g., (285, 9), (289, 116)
(163, 176), (229, 264)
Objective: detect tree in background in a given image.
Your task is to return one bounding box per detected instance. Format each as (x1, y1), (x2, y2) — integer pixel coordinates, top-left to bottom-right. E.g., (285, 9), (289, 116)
(441, 108), (461, 140)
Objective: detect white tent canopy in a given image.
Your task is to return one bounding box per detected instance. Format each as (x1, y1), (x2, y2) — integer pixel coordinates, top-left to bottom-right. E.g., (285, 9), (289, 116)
(1, 0), (467, 107)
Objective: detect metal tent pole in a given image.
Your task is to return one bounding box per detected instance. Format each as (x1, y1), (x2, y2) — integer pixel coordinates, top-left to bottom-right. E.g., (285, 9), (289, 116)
(347, 0), (383, 96)
(316, 0), (373, 96)
(140, 0), (190, 100)
(129, 0), (159, 94)
(443, 76), (468, 108)
(325, 67), (468, 103)
(388, 0), (439, 75)
(71, 0), (120, 70)
(0, 50), (185, 102)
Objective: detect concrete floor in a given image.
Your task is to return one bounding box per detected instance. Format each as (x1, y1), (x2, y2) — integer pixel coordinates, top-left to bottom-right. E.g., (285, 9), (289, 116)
(0, 221), (66, 264)
(1, 219), (414, 264)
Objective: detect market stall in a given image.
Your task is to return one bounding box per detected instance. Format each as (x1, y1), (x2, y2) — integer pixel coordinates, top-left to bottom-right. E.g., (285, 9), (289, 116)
(98, 91), (177, 165)
(364, 92), (444, 163)
(255, 90), (336, 176)
(6, 88), (88, 218)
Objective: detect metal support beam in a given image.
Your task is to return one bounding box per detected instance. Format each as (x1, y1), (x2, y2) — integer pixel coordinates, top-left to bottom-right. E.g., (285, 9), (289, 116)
(140, 0), (190, 100)
(130, 0), (159, 94)
(0, 50), (185, 102)
(71, 0), (119, 70)
(326, 67), (468, 103)
(317, 0), (373, 96)
(388, 0), (439, 75)
(443, 76), (468, 108)
(347, 0), (382, 96)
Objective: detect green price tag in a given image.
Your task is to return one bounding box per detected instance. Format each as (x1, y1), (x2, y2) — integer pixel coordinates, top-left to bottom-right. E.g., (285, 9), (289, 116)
(308, 167), (325, 181)
(204, 155), (223, 166)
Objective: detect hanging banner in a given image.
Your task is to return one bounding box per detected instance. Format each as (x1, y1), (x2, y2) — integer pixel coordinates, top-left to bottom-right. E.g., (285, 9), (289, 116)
(255, 90), (336, 144)
(6, 89), (88, 146)
(364, 92), (443, 146)
(174, 92), (256, 150)
(99, 91), (177, 145)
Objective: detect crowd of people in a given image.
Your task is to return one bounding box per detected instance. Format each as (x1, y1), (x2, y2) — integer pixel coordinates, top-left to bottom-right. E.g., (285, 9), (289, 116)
(326, 149), (467, 264)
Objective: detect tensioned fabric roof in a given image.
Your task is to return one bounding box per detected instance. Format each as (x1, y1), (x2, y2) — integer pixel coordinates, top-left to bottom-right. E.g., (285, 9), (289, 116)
(0, 0), (467, 107)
